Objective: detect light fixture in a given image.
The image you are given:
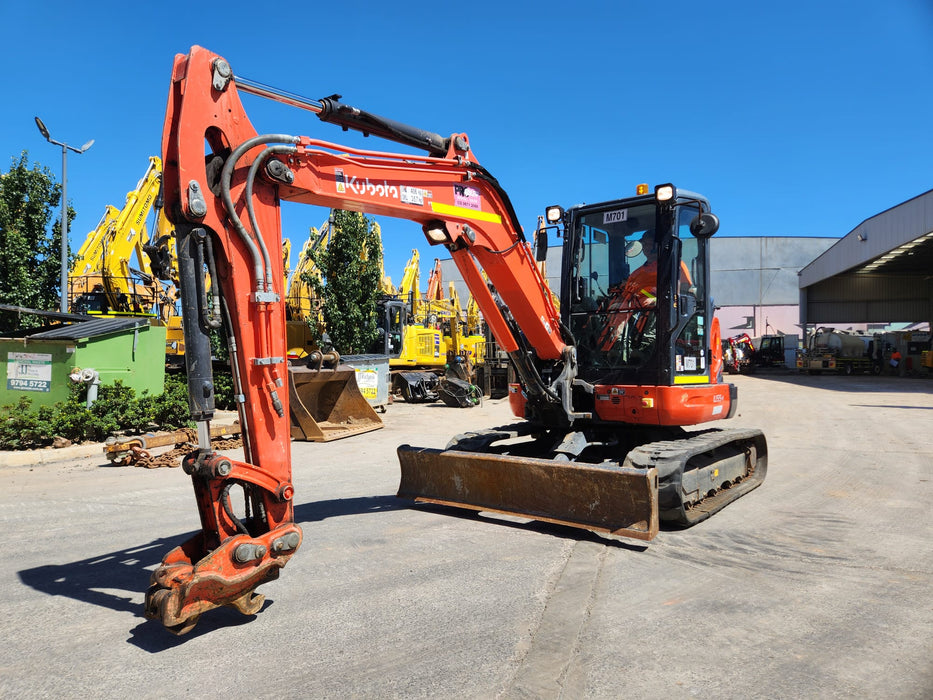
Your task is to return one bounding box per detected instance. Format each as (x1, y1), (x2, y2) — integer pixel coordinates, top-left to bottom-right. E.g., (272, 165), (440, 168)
(422, 220), (450, 244)
(654, 183), (676, 202)
(34, 116), (94, 313)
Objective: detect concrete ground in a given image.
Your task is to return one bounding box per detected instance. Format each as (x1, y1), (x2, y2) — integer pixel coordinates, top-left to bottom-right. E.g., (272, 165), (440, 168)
(0, 373), (930, 699)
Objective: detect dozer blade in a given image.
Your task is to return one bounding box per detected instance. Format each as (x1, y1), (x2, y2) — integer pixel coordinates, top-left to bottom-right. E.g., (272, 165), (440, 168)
(397, 446), (659, 540)
(288, 363), (383, 442)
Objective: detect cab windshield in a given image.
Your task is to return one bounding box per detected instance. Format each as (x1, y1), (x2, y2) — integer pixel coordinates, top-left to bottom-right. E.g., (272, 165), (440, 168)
(566, 203), (659, 376)
(565, 200), (707, 383)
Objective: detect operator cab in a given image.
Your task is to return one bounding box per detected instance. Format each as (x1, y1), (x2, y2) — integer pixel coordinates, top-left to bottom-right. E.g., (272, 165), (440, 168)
(556, 184), (717, 389)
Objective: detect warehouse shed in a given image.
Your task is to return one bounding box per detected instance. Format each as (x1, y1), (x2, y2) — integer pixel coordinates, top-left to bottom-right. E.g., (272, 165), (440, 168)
(798, 188), (933, 327)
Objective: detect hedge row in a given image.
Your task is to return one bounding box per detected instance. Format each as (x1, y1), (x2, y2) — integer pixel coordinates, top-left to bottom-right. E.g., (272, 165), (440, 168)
(0, 370), (235, 450)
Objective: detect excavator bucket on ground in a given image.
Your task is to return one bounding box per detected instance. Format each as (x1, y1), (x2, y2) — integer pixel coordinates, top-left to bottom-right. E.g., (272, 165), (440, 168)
(396, 446), (659, 541)
(288, 361), (383, 442)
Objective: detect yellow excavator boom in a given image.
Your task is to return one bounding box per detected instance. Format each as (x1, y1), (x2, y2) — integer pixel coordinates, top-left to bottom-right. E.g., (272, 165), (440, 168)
(70, 156), (169, 317)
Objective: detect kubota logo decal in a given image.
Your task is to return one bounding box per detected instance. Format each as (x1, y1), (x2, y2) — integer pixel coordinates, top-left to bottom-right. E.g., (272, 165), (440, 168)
(333, 168), (432, 204)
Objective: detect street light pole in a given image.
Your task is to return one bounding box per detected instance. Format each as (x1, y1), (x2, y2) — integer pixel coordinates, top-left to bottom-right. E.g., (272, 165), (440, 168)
(34, 117), (94, 314)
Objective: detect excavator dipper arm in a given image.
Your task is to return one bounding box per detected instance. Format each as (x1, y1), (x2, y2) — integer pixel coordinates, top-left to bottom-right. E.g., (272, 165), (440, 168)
(148, 46), (569, 633)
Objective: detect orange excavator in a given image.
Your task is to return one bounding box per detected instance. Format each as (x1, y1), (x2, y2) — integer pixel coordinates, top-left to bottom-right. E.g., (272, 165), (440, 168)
(147, 46), (767, 633)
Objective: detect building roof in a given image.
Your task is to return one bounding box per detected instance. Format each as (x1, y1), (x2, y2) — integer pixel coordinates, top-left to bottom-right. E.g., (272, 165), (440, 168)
(9, 317), (150, 341)
(798, 188), (933, 325)
(799, 188), (933, 286)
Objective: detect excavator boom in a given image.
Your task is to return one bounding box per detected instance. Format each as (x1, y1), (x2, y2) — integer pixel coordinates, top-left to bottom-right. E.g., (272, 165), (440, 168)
(150, 46), (569, 633)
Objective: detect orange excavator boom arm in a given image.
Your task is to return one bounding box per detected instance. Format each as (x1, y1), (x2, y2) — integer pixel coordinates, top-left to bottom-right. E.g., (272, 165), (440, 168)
(149, 45), (569, 633)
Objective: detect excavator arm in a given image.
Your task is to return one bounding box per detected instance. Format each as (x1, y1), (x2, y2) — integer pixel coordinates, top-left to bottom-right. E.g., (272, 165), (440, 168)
(397, 250), (422, 322)
(148, 45), (571, 633)
(425, 258), (444, 301)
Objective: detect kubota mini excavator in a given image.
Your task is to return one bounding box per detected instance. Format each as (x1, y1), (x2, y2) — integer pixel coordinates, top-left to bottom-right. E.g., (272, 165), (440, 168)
(147, 46), (766, 634)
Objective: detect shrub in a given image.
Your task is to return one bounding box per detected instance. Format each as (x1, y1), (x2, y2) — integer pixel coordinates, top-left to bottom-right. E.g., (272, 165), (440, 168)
(0, 375), (195, 450)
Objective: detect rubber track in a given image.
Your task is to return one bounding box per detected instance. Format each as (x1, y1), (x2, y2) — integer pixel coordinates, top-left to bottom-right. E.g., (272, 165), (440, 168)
(623, 427), (767, 526)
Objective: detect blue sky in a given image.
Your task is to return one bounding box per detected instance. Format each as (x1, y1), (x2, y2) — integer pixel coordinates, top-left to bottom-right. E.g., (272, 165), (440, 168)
(2, 1), (931, 287)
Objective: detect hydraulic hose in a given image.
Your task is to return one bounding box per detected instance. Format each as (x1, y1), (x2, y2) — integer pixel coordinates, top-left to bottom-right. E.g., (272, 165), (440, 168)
(245, 143), (299, 293)
(195, 230), (222, 331)
(222, 482), (251, 535)
(219, 292), (252, 463)
(220, 134), (300, 294)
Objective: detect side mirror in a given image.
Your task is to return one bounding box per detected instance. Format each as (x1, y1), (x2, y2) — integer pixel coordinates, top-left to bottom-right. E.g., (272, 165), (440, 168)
(690, 212), (720, 238)
(534, 227), (548, 262)
(625, 240), (643, 258)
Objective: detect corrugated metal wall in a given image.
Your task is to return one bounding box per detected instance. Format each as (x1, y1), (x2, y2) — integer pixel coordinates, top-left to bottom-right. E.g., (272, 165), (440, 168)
(710, 237), (836, 306)
(799, 189), (933, 325)
(799, 189), (933, 286)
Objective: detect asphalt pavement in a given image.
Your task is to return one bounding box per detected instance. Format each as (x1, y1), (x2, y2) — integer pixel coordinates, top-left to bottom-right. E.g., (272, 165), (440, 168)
(0, 373), (930, 699)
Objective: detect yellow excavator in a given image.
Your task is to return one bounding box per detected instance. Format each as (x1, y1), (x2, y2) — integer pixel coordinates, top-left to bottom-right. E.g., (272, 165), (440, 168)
(371, 249), (486, 403)
(371, 249), (443, 400)
(422, 260), (488, 398)
(285, 214), (334, 358)
(448, 282), (485, 364)
(143, 210), (186, 362)
(432, 281), (486, 407)
(70, 156), (186, 361)
(70, 156), (173, 319)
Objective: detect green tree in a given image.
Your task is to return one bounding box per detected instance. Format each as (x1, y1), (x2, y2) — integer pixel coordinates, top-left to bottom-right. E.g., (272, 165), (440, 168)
(306, 210), (383, 354)
(0, 151), (71, 331)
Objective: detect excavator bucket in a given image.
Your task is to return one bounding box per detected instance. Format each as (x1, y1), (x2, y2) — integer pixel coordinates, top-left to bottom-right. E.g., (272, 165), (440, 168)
(288, 362), (383, 442)
(396, 446), (659, 540)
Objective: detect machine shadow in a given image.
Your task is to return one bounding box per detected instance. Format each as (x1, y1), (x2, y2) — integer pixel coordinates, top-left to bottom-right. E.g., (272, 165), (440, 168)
(402, 502), (650, 551)
(17, 532), (191, 618)
(16, 531), (221, 650)
(15, 495), (409, 648)
(18, 494), (647, 648)
(292, 494), (407, 522)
